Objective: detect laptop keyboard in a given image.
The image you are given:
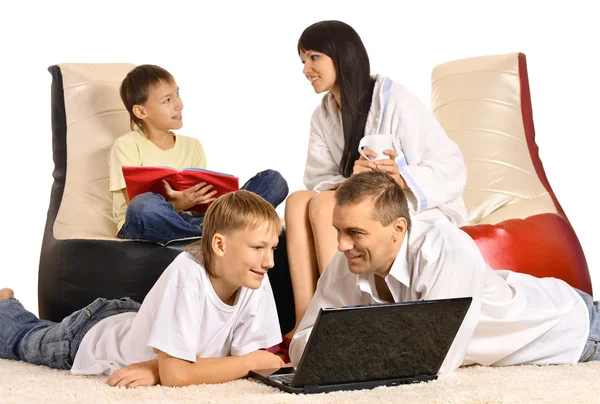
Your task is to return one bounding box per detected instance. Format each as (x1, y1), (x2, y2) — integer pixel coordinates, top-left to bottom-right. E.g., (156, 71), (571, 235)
(270, 373), (295, 386)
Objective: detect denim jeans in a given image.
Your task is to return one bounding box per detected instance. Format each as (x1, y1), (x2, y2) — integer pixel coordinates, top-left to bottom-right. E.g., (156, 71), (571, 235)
(119, 169), (289, 245)
(576, 288), (600, 362)
(0, 297), (140, 370)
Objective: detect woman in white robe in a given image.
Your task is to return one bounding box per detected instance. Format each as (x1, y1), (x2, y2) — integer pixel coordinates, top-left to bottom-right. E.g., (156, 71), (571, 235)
(285, 20), (468, 336)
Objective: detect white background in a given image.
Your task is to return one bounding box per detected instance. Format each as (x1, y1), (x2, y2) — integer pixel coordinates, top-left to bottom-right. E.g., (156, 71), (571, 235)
(0, 0), (598, 316)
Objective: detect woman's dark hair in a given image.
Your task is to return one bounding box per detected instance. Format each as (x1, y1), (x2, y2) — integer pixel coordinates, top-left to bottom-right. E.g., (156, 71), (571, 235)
(298, 20), (375, 178)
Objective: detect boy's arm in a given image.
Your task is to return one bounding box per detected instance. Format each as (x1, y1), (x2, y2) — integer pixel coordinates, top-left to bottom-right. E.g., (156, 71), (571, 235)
(108, 136), (139, 207)
(162, 180), (217, 212)
(107, 359), (159, 388)
(157, 349), (283, 387)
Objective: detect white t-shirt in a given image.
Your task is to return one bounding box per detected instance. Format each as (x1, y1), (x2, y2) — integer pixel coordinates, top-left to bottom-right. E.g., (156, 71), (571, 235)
(290, 219), (589, 373)
(71, 252), (282, 375)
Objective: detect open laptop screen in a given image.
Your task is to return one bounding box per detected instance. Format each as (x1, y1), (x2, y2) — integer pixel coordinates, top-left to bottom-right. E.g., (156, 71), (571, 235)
(293, 297), (472, 387)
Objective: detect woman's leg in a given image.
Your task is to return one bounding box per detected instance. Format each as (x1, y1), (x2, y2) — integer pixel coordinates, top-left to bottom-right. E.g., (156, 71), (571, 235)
(308, 191), (339, 275)
(284, 190), (319, 337)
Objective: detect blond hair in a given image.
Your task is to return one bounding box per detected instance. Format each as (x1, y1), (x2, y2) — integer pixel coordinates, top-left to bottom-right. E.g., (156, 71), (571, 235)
(187, 190), (282, 276)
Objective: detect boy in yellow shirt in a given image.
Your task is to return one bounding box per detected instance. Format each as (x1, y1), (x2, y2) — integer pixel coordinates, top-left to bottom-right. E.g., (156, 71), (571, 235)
(108, 65), (288, 244)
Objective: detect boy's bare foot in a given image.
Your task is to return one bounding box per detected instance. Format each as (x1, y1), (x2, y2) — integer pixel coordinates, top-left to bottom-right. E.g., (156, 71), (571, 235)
(0, 288), (14, 300)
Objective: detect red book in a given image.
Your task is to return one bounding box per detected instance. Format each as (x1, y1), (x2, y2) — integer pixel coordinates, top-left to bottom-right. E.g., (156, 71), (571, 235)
(122, 166), (240, 213)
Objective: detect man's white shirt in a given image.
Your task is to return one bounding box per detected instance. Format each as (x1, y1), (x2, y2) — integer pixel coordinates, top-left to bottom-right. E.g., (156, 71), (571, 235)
(289, 219), (589, 373)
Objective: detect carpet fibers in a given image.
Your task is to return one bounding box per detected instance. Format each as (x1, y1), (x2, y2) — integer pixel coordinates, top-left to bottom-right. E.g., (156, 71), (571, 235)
(1, 358), (599, 403)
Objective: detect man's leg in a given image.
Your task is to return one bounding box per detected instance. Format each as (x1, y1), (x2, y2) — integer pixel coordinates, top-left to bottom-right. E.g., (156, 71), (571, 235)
(575, 289), (600, 362)
(118, 192), (204, 244)
(241, 170), (289, 209)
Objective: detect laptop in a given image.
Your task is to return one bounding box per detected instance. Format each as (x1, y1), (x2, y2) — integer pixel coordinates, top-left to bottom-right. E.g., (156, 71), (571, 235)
(250, 297), (472, 394)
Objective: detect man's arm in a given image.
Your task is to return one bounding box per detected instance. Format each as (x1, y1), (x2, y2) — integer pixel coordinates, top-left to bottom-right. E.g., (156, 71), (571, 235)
(157, 349), (283, 387)
(414, 227), (488, 373)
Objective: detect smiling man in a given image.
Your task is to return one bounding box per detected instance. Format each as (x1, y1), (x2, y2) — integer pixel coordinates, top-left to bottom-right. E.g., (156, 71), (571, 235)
(288, 171), (600, 373)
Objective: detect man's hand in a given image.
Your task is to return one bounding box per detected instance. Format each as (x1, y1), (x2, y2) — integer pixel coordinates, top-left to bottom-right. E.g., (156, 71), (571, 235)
(244, 350), (285, 371)
(107, 359), (160, 388)
(353, 148), (378, 176)
(375, 149), (407, 189)
(163, 180), (218, 212)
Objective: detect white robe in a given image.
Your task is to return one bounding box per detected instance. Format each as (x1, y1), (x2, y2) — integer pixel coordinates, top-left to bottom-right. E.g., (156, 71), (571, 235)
(303, 75), (468, 225)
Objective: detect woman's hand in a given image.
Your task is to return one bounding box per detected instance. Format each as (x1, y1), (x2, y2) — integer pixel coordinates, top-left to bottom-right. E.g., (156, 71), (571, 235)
(353, 148), (377, 176)
(163, 181), (218, 212)
(107, 360), (160, 388)
(374, 149), (407, 189)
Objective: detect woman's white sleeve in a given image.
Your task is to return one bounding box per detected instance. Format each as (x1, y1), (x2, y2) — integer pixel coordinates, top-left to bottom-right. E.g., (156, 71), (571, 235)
(303, 110), (346, 192)
(394, 95), (467, 215)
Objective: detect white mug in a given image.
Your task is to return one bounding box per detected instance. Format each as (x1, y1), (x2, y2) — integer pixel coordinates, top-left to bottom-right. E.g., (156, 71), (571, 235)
(358, 134), (394, 161)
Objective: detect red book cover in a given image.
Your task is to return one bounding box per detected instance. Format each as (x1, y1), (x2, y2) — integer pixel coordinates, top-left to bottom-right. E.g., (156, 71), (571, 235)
(122, 166), (240, 213)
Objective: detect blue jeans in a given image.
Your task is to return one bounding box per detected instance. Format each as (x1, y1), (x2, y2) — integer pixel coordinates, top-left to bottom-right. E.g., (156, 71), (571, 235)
(576, 289), (600, 362)
(0, 297), (140, 370)
(119, 169), (289, 245)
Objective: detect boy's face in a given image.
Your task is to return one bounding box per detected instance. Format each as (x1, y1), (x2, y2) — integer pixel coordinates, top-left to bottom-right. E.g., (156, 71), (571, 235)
(135, 80), (183, 133)
(217, 223), (279, 290)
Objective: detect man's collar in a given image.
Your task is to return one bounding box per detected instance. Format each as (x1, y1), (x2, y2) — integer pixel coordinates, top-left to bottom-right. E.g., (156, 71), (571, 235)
(355, 231), (410, 296)
(387, 231), (410, 287)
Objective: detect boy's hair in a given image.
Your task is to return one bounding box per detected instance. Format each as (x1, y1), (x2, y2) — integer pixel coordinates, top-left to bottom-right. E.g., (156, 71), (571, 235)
(120, 64), (175, 131)
(187, 190), (282, 276)
(335, 171), (412, 231)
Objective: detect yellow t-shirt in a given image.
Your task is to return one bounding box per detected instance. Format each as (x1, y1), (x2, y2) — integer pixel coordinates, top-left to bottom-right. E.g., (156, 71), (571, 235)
(107, 127), (207, 233)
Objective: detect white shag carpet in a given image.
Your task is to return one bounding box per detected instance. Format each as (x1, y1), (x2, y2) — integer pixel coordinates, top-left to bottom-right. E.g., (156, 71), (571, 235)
(1, 358), (600, 403)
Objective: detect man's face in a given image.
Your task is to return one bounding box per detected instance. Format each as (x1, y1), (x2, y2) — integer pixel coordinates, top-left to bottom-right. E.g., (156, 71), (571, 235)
(332, 199), (406, 277)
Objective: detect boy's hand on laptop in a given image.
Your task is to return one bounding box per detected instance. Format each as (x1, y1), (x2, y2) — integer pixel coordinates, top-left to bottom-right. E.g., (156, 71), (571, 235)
(107, 359), (159, 388)
(245, 350), (285, 371)
(163, 180), (218, 211)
